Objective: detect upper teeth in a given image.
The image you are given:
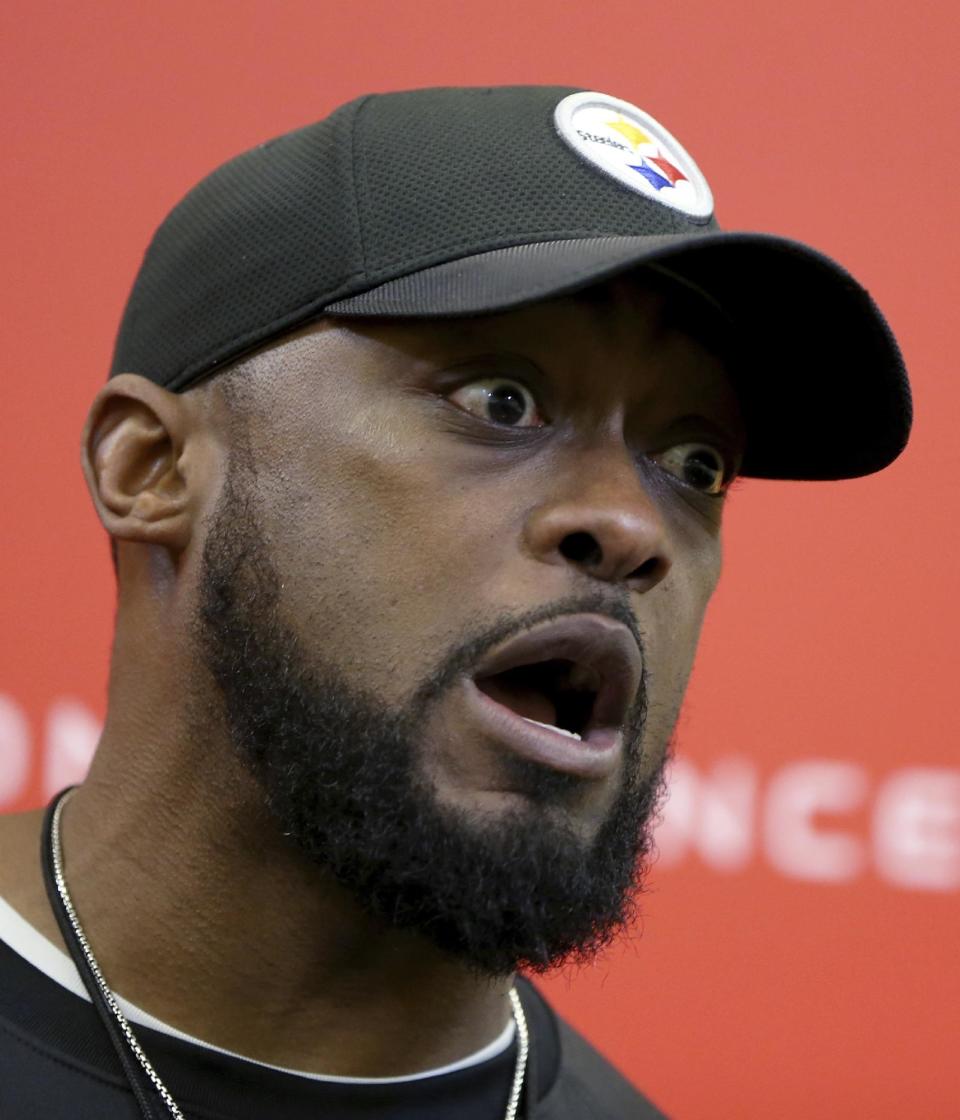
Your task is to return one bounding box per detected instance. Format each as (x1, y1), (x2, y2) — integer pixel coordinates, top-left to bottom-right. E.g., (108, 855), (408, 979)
(521, 717), (582, 741)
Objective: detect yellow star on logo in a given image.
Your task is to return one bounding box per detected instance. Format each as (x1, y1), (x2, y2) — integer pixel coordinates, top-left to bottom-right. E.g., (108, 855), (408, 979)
(606, 117), (652, 149)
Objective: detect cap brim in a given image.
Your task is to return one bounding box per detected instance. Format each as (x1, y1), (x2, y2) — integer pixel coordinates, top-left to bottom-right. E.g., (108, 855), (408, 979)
(325, 233), (911, 481)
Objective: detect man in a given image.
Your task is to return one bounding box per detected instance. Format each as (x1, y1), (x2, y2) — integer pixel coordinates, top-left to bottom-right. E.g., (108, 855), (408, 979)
(0, 87), (910, 1119)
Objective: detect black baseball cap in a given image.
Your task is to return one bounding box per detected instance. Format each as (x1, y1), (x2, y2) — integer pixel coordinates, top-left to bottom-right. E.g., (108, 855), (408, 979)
(110, 85), (911, 481)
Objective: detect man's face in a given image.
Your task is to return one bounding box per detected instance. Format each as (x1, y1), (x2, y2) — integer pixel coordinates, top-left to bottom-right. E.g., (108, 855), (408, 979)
(193, 276), (744, 975)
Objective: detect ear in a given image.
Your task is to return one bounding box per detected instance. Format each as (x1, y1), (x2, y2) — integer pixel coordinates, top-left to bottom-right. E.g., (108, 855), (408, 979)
(81, 374), (199, 553)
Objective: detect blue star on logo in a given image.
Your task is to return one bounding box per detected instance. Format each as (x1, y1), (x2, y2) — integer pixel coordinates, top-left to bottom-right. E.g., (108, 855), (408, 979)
(629, 161), (672, 191)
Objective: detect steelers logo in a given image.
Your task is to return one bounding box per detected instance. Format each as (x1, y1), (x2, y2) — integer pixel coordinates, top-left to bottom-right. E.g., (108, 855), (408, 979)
(553, 92), (714, 220)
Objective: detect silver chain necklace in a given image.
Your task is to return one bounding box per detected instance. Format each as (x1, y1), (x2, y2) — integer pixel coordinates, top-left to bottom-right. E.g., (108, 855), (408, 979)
(49, 788), (530, 1120)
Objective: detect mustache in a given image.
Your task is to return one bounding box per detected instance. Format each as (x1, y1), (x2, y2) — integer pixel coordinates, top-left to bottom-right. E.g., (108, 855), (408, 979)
(411, 589), (647, 711)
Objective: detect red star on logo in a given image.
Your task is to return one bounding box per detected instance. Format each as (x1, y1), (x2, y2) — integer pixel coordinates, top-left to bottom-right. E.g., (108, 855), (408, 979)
(647, 155), (687, 185)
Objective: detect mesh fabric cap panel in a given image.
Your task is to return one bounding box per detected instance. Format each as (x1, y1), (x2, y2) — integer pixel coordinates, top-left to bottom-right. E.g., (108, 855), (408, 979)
(110, 86), (717, 390)
(351, 86), (713, 279)
(112, 99), (368, 389)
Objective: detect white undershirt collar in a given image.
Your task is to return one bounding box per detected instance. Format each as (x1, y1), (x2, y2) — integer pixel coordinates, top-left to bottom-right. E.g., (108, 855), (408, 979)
(0, 894), (515, 1084)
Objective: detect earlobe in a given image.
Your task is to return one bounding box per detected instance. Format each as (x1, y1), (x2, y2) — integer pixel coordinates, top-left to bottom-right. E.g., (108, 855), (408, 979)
(82, 374), (194, 553)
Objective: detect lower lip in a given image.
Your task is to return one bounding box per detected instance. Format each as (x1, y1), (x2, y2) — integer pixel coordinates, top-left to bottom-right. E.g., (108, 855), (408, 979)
(460, 679), (622, 780)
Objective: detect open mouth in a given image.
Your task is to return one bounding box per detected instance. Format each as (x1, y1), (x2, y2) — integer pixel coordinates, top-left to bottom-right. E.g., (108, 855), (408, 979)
(465, 613), (643, 771)
(475, 659), (600, 741)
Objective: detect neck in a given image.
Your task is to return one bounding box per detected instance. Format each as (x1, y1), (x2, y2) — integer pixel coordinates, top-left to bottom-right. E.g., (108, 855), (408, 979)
(20, 713), (514, 1077)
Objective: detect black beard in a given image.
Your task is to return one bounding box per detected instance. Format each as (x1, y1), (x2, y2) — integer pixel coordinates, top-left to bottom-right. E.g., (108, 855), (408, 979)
(193, 467), (668, 977)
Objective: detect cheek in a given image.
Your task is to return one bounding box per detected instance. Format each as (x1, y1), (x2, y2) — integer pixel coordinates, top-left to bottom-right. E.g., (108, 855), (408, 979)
(655, 531), (721, 665)
(253, 429), (510, 704)
(637, 537), (721, 760)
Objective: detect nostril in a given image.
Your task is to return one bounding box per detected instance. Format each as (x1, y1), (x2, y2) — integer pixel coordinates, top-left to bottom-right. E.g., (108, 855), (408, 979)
(557, 531), (668, 586)
(628, 556), (663, 583)
(559, 532), (603, 566)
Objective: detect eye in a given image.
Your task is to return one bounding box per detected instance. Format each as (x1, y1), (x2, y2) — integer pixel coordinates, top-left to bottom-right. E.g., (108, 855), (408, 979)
(447, 378), (544, 428)
(654, 442), (730, 495)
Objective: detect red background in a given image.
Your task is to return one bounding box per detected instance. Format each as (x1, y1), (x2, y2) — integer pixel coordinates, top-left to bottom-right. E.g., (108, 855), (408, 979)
(1, 2), (958, 1116)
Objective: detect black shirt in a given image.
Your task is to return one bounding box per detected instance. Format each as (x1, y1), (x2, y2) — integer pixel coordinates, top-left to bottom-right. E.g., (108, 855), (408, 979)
(0, 938), (667, 1118)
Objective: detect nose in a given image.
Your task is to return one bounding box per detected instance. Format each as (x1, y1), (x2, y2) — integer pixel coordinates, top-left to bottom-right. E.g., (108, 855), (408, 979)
(523, 450), (672, 593)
